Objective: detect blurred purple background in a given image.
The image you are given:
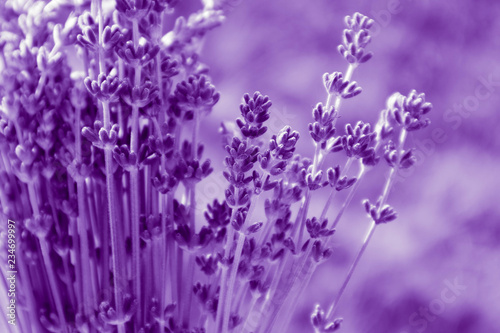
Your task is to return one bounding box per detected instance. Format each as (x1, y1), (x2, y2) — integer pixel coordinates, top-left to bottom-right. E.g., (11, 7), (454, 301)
(182, 0), (500, 332)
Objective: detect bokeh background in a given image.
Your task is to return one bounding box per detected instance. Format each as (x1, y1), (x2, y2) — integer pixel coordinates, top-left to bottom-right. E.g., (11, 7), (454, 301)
(189, 0), (500, 332)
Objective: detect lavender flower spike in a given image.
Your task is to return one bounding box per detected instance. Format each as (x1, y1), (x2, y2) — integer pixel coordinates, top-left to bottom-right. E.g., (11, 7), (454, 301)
(0, 5), (439, 333)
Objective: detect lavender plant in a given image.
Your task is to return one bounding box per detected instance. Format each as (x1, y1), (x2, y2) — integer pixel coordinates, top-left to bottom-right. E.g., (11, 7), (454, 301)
(0, 2), (432, 332)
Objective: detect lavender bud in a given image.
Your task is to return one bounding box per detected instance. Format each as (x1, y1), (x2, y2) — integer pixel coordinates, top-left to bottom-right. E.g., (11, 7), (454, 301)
(238, 91), (272, 139)
(400, 148), (417, 169)
(306, 217), (335, 238)
(116, 0), (153, 20)
(77, 26), (98, 51)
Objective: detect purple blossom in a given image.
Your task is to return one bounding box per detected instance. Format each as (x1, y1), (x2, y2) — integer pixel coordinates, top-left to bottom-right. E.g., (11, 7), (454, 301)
(0, 3), (442, 333)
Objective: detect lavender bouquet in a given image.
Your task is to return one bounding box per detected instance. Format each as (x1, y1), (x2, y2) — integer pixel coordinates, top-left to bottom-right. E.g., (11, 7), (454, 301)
(0, 1), (433, 332)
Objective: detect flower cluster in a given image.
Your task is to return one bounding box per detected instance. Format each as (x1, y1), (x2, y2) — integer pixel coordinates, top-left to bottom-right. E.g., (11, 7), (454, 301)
(338, 12), (374, 64)
(0, 4), (432, 333)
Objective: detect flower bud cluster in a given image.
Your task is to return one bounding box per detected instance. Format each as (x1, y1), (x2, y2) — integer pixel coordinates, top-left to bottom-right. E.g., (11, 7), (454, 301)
(323, 72), (362, 99)
(325, 165), (357, 191)
(338, 12), (374, 65)
(330, 121), (378, 165)
(387, 90), (432, 132)
(384, 141), (416, 169)
(363, 199), (398, 225)
(311, 304), (343, 333)
(309, 103), (336, 147)
(306, 217), (335, 239)
(172, 75), (220, 114)
(236, 91), (272, 139)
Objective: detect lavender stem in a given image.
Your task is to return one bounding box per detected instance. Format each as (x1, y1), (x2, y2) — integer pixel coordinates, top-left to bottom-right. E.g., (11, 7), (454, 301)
(330, 163), (366, 229)
(319, 157), (354, 223)
(222, 231), (245, 333)
(326, 221), (376, 320)
(215, 202), (238, 331)
(326, 128), (408, 321)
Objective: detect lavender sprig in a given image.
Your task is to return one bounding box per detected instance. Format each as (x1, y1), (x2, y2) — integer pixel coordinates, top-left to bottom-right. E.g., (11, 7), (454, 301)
(0, 5), (433, 333)
(324, 90), (432, 322)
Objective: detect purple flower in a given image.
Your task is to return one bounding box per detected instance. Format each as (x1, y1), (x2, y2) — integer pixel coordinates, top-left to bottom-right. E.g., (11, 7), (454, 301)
(0, 5), (435, 333)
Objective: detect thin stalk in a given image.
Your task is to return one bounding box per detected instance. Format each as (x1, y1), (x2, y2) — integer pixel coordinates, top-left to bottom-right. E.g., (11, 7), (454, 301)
(104, 148), (125, 333)
(129, 91), (140, 147)
(26, 178), (68, 332)
(333, 63), (356, 115)
(311, 143), (321, 176)
(39, 240), (68, 333)
(290, 194), (308, 241)
(86, 179), (100, 248)
(330, 163), (365, 229)
(145, 164), (152, 215)
(242, 294), (260, 332)
(86, 185), (103, 309)
(214, 201), (238, 331)
(77, 179), (94, 315)
(75, 105), (95, 316)
(128, 17), (143, 328)
(326, 221), (376, 320)
(234, 281), (248, 314)
(256, 216), (273, 249)
(26, 184), (40, 217)
(325, 128), (408, 321)
(69, 215), (83, 307)
(278, 261), (319, 331)
(45, 177), (77, 310)
(144, 240), (154, 324)
(182, 251), (196, 327)
(259, 251), (288, 324)
(320, 157), (354, 223)
(166, 192), (177, 306)
(157, 155), (167, 333)
(264, 77), (343, 330)
(181, 182), (198, 327)
(271, 160), (367, 322)
(154, 13), (164, 122)
(176, 246), (184, 319)
(93, 179), (110, 301)
(130, 169), (142, 326)
(221, 188), (260, 332)
(222, 231), (245, 333)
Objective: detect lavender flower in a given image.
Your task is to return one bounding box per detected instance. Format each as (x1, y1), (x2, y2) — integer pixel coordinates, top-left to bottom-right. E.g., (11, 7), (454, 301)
(0, 3), (434, 333)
